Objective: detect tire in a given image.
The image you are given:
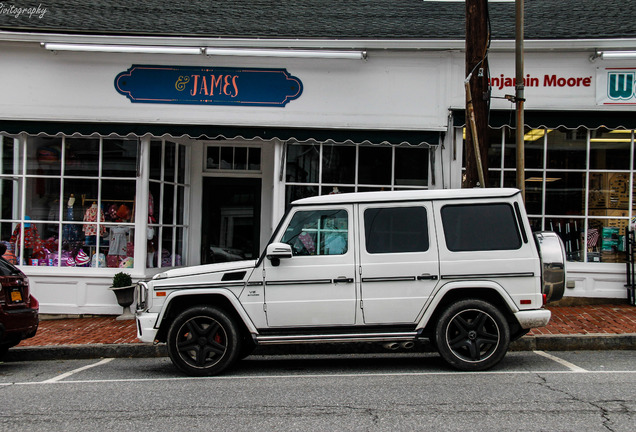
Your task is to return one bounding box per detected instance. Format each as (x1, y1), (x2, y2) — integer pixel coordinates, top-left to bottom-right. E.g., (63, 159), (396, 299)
(167, 306), (240, 376)
(434, 299), (510, 371)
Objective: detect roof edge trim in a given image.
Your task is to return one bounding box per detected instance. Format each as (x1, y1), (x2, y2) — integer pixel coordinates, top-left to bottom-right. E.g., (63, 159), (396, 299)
(2, 30), (634, 51)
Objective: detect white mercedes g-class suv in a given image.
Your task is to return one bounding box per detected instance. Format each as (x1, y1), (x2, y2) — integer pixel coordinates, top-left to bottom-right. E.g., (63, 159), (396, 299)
(135, 188), (565, 376)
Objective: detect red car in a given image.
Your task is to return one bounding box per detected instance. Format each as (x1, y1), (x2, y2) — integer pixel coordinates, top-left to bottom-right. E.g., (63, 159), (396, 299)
(0, 244), (39, 358)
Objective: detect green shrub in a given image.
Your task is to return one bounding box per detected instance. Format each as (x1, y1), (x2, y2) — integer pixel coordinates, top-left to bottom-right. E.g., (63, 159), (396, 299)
(112, 272), (133, 288)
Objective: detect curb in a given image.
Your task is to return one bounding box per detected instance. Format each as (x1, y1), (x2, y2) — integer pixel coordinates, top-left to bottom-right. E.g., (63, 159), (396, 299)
(6, 343), (167, 362)
(510, 333), (636, 351)
(6, 334), (636, 362)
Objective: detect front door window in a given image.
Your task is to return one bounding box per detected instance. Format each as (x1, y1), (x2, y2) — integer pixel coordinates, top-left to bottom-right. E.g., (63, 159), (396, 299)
(280, 209), (348, 256)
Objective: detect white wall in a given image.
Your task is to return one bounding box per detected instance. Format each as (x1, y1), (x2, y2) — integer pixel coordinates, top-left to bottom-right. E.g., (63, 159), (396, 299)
(0, 42), (451, 131)
(448, 51), (634, 112)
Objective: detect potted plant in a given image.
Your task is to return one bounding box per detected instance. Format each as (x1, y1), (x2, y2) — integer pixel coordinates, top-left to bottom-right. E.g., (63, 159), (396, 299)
(109, 271), (135, 320)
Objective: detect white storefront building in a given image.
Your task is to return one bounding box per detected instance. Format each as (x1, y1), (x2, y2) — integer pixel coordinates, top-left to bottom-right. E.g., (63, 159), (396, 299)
(1, 2), (635, 314)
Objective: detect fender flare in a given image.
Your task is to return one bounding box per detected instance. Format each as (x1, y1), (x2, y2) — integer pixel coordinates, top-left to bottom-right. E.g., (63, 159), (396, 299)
(415, 280), (520, 331)
(156, 288), (259, 334)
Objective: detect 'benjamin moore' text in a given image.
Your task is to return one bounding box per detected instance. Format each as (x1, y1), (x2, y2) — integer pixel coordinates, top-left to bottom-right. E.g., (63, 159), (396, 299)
(490, 74), (592, 90)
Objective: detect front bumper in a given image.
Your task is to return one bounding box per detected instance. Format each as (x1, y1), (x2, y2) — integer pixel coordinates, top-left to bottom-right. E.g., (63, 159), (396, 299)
(136, 312), (159, 343)
(514, 308), (552, 329)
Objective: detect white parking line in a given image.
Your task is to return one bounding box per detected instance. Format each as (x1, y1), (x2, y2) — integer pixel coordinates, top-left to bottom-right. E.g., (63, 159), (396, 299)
(13, 369), (636, 387)
(41, 358), (114, 383)
(533, 351), (588, 372)
(5, 368), (636, 386)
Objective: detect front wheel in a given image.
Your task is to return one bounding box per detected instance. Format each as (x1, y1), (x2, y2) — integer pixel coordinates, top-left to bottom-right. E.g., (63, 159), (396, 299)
(434, 299), (510, 371)
(167, 306), (240, 376)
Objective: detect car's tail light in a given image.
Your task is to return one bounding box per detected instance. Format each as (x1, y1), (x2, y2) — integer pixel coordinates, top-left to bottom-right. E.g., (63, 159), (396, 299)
(29, 295), (39, 310)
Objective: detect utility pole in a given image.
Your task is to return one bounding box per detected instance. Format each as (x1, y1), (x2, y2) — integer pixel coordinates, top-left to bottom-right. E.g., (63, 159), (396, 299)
(464, 0), (490, 188)
(515, 0), (526, 201)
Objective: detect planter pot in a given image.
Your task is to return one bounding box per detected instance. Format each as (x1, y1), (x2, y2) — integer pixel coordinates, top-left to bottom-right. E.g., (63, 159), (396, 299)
(108, 284), (136, 320)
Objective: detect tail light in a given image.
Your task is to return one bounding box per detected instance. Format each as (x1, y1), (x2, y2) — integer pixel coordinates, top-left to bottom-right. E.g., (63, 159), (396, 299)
(29, 295), (39, 310)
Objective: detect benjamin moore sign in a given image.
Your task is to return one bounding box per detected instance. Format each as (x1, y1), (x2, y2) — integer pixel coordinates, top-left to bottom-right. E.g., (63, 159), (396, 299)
(115, 65), (303, 107)
(597, 68), (636, 105)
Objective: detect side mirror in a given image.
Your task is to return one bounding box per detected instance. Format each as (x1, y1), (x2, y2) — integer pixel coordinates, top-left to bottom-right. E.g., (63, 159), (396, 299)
(266, 243), (293, 266)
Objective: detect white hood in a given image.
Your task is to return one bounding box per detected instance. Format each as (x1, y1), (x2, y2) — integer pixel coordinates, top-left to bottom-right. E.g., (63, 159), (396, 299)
(152, 260), (257, 280)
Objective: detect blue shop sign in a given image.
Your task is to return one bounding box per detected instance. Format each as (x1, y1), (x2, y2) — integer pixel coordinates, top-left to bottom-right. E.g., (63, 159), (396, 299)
(115, 65), (303, 107)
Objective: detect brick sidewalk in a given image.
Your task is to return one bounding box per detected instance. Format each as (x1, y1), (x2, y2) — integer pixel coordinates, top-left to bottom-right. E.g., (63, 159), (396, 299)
(20, 316), (139, 346)
(529, 304), (636, 336)
(17, 304), (636, 348)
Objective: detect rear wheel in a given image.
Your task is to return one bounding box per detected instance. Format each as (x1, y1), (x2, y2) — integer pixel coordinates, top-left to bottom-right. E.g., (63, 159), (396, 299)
(167, 306), (240, 376)
(434, 299), (510, 371)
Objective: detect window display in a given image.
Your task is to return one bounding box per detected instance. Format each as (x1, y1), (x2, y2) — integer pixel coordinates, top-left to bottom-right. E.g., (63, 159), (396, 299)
(480, 126), (636, 264)
(284, 142), (429, 208)
(147, 139), (189, 268)
(0, 135), (139, 268)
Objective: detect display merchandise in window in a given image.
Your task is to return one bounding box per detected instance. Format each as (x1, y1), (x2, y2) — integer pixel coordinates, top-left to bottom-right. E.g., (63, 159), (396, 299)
(477, 126), (636, 264)
(12, 194), (137, 268)
(10, 217), (44, 265)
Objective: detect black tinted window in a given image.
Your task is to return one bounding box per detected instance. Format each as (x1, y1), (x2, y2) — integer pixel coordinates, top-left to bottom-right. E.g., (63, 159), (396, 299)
(364, 207), (429, 254)
(441, 203), (521, 251)
(0, 258), (18, 276)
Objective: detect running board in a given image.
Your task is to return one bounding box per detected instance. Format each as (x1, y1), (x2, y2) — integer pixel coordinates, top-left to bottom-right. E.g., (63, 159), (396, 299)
(255, 331), (419, 345)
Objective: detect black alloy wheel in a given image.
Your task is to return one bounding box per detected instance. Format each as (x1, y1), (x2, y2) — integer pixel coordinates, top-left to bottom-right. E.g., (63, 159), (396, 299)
(167, 306), (240, 376)
(434, 299), (510, 371)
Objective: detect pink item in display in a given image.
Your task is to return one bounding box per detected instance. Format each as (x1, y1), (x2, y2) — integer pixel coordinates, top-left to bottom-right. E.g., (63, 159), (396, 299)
(75, 249), (89, 267)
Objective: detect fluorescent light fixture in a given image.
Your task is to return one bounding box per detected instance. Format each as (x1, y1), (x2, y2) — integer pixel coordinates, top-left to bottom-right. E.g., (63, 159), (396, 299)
(592, 50), (636, 61)
(41, 43), (368, 60)
(590, 138), (632, 143)
(42, 43), (202, 55)
(204, 47), (367, 60)
(526, 177), (561, 183)
(523, 129), (552, 142)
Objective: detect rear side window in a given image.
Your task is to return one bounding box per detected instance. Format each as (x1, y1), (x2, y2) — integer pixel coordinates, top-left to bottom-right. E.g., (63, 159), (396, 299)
(364, 206), (429, 253)
(441, 203), (521, 251)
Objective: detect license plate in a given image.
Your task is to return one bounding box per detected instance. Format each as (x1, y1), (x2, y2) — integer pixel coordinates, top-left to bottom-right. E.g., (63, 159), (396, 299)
(11, 290), (23, 302)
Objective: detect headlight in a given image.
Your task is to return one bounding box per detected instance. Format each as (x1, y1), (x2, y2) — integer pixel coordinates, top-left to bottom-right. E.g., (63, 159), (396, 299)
(135, 281), (150, 311)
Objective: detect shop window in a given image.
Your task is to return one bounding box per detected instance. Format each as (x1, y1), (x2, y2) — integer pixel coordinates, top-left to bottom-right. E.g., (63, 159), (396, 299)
(322, 145), (355, 184)
(284, 143), (429, 208)
(205, 144), (261, 172)
(546, 128), (587, 170)
(475, 126), (636, 264)
(394, 147), (428, 187)
(590, 129), (631, 170)
(286, 144), (320, 184)
(148, 140), (189, 268)
(359, 146), (392, 185)
(0, 135), (138, 268)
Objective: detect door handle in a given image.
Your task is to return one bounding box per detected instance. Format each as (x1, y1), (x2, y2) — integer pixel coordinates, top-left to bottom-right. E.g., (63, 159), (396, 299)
(333, 277), (354, 283)
(417, 274), (438, 281)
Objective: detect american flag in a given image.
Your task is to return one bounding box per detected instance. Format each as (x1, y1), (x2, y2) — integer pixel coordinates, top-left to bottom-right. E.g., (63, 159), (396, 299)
(587, 228), (599, 248)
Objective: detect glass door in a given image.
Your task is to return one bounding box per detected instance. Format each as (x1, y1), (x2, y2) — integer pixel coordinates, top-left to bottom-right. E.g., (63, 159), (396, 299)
(201, 177), (261, 264)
